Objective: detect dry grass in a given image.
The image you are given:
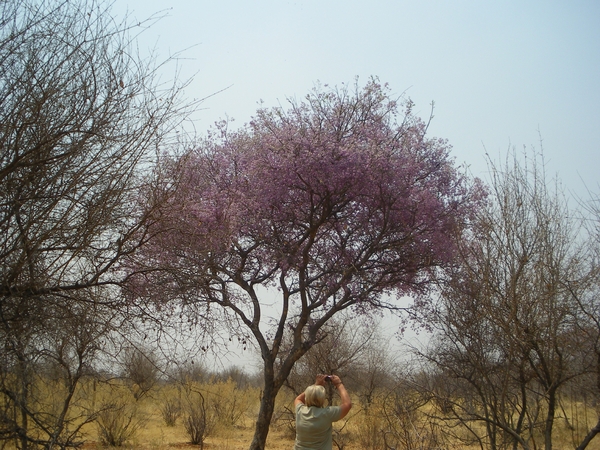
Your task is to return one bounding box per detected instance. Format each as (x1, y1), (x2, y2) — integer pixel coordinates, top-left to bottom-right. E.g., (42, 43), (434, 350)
(77, 383), (296, 450)
(78, 392), (600, 450)
(80, 411), (294, 450)
(11, 379), (600, 450)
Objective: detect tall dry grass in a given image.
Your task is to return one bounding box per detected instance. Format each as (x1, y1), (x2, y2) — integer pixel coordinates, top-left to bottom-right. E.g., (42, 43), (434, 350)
(5, 376), (599, 449)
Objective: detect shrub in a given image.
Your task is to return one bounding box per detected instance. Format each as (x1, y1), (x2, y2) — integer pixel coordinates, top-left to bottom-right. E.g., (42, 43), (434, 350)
(160, 397), (182, 427)
(183, 391), (215, 449)
(96, 401), (145, 447)
(210, 379), (256, 427)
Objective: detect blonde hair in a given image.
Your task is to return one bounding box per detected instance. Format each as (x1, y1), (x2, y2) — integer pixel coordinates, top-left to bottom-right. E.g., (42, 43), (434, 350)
(304, 385), (326, 408)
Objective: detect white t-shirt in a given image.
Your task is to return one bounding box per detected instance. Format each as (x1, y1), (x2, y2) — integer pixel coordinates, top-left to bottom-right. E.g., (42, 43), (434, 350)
(294, 403), (342, 450)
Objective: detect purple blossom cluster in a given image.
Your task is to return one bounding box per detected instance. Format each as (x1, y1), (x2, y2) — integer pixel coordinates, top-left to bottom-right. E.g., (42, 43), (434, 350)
(133, 79), (484, 313)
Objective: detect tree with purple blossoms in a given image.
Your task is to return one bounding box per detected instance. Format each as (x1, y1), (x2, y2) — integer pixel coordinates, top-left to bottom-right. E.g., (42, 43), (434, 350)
(130, 79), (484, 450)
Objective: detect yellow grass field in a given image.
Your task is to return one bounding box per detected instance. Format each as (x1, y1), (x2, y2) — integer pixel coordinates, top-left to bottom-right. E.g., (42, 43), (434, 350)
(9, 378), (600, 450)
(77, 380), (299, 450)
(74, 382), (600, 450)
(77, 384), (294, 450)
(82, 414), (295, 450)
(79, 403), (600, 450)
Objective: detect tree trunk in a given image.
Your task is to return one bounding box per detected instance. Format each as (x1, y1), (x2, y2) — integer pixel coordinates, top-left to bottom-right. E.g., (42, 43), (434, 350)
(544, 385), (557, 450)
(18, 357), (29, 450)
(248, 377), (280, 450)
(247, 344), (304, 450)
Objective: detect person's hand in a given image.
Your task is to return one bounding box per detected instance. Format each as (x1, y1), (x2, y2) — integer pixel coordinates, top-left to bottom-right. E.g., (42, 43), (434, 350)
(315, 374), (328, 386)
(329, 374), (342, 387)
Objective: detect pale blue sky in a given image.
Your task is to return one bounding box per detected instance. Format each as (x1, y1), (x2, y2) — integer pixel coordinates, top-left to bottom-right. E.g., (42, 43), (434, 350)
(117, 0), (599, 196)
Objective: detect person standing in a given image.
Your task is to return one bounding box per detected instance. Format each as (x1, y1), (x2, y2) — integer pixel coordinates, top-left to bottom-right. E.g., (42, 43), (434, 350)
(294, 374), (352, 450)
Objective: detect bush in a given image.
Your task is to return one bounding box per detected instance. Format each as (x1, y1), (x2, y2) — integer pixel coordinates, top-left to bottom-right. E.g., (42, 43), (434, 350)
(160, 397), (182, 427)
(210, 379), (255, 427)
(354, 407), (384, 450)
(96, 401), (145, 447)
(183, 391), (215, 449)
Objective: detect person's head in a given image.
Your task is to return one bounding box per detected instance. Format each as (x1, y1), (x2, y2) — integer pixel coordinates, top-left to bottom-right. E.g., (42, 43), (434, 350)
(304, 384), (327, 408)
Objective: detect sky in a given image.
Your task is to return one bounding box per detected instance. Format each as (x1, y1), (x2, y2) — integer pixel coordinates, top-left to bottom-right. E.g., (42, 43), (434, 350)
(113, 0), (600, 368)
(116, 0), (600, 197)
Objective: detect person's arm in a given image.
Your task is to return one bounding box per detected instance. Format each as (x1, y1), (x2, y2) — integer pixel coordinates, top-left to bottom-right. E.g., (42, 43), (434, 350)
(329, 375), (352, 419)
(294, 391), (305, 408)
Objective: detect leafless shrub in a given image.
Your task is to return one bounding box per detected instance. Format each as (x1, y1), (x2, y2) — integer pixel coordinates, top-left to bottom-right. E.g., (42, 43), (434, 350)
(210, 379), (254, 428)
(160, 397), (182, 427)
(183, 391), (215, 449)
(332, 420), (352, 450)
(381, 383), (449, 450)
(271, 402), (297, 440)
(354, 408), (385, 450)
(121, 346), (160, 400)
(96, 401), (145, 447)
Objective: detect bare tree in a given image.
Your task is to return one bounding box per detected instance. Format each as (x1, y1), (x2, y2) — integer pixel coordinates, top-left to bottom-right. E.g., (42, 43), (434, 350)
(283, 315), (390, 397)
(418, 149), (591, 450)
(1, 298), (121, 449)
(0, 0), (193, 447)
(568, 190), (600, 450)
(380, 375), (449, 450)
(276, 315), (393, 441)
